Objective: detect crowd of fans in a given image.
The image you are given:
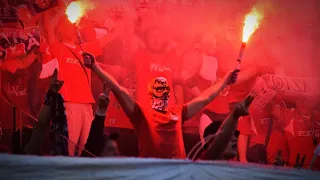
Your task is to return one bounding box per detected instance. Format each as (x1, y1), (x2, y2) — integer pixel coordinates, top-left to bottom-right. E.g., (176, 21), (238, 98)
(0, 0), (319, 172)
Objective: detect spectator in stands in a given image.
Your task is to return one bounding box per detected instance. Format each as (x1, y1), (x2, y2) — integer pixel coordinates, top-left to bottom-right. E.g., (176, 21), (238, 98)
(82, 83), (120, 157)
(181, 37), (275, 145)
(25, 69), (66, 155)
(132, 26), (184, 106)
(42, 7), (117, 156)
(83, 51), (239, 159)
(237, 103), (275, 164)
(100, 132), (120, 157)
(272, 96), (320, 170)
(26, 70), (119, 157)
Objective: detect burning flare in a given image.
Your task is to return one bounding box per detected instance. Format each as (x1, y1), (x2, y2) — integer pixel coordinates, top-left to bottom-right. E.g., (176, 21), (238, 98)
(65, 0), (94, 24)
(242, 8), (262, 43)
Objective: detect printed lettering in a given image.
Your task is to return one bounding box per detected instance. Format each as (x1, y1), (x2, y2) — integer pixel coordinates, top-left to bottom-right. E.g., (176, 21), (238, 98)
(150, 63), (171, 72)
(286, 78), (305, 93)
(26, 37), (40, 51)
(0, 8), (13, 17)
(7, 85), (27, 97)
(112, 101), (121, 110)
(260, 118), (270, 125)
(106, 118), (116, 125)
(272, 75), (285, 91)
(297, 131), (312, 137)
(150, 63), (158, 71)
(65, 58), (79, 65)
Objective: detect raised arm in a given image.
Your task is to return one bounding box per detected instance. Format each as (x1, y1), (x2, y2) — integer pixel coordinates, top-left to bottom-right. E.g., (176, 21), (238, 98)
(83, 85), (111, 157)
(83, 52), (137, 118)
(42, 7), (63, 46)
(200, 96), (254, 160)
(25, 69), (63, 154)
(183, 69), (239, 120)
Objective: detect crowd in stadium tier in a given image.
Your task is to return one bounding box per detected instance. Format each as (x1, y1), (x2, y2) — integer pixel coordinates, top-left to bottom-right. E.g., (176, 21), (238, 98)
(0, 0), (319, 171)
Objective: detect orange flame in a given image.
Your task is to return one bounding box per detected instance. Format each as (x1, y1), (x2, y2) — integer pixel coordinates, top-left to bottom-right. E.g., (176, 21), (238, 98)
(65, 1), (94, 24)
(242, 8), (262, 43)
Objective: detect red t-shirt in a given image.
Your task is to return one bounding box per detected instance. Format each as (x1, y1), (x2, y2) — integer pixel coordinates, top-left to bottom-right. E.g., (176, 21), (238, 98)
(237, 106), (286, 164)
(277, 108), (320, 169)
(49, 40), (101, 104)
(237, 106), (273, 147)
(130, 103), (186, 159)
(133, 48), (176, 106)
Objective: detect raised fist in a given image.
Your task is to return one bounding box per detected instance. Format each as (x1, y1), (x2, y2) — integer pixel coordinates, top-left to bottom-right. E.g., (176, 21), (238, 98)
(82, 52), (96, 69)
(225, 69), (240, 85)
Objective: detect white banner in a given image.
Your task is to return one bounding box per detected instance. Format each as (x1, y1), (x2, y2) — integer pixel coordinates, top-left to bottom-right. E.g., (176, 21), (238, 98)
(264, 74), (320, 96)
(248, 77), (277, 110)
(249, 74), (320, 109)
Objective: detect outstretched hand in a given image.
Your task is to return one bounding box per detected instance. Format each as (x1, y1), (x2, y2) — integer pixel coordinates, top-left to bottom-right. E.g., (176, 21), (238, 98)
(233, 95), (254, 117)
(49, 69), (63, 93)
(83, 52), (96, 69)
(225, 69), (240, 85)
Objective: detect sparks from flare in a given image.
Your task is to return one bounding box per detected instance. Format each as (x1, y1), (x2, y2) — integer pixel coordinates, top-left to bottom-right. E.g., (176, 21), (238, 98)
(65, 1), (86, 24)
(242, 8), (262, 43)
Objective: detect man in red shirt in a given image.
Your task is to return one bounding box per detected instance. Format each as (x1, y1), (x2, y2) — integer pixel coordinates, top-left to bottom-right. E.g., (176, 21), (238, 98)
(237, 103), (286, 164)
(42, 7), (115, 156)
(273, 96), (320, 170)
(133, 27), (184, 106)
(83, 52), (239, 159)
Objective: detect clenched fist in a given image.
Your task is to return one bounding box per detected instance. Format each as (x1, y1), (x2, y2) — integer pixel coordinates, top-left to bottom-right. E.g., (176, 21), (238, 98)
(83, 52), (96, 69)
(225, 69), (240, 85)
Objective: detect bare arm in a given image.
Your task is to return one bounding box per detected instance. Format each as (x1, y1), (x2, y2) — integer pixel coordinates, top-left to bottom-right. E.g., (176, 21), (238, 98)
(83, 92), (110, 157)
(200, 112), (240, 160)
(25, 69), (63, 154)
(42, 11), (54, 45)
(200, 96), (254, 160)
(184, 78), (229, 120)
(91, 63), (136, 118)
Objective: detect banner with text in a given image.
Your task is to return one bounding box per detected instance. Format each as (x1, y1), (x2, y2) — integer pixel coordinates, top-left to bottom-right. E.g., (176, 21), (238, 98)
(249, 74), (320, 109)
